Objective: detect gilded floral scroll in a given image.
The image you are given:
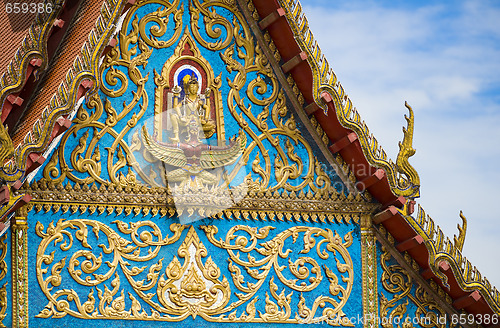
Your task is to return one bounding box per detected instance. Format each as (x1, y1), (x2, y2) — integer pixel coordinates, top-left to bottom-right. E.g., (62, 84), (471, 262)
(0, 234), (7, 328)
(35, 220), (355, 325)
(379, 244), (461, 328)
(41, 0), (336, 196)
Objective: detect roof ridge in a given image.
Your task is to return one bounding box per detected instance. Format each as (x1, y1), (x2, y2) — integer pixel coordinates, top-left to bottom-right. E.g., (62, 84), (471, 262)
(276, 0), (500, 314)
(277, 0), (420, 199)
(0, 0), (125, 184)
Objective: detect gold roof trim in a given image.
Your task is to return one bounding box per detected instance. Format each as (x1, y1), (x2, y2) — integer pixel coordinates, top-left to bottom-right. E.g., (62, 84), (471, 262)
(0, 0), (126, 183)
(20, 176), (379, 223)
(400, 205), (500, 313)
(0, 1), (64, 114)
(277, 0), (419, 199)
(276, 0), (499, 313)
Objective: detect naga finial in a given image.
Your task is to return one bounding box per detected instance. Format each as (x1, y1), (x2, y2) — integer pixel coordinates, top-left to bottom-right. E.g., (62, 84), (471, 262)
(453, 211), (467, 252)
(395, 101), (420, 198)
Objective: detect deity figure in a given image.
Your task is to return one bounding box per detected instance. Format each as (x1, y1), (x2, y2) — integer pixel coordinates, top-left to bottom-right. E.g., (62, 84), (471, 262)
(141, 124), (246, 188)
(142, 73), (246, 188)
(169, 74), (216, 142)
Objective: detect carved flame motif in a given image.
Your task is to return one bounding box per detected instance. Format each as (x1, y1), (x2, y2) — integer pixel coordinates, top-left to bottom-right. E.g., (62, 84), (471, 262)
(157, 226), (231, 317)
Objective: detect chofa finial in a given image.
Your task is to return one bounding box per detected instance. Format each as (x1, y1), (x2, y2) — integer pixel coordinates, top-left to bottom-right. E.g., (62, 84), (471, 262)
(395, 101), (420, 198)
(454, 211), (467, 252)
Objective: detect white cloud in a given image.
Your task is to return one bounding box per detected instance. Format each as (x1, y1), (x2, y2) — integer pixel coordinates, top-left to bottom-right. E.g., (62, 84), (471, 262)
(302, 1), (500, 287)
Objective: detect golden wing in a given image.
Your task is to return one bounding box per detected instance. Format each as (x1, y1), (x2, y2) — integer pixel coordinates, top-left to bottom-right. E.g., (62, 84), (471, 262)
(141, 125), (187, 167)
(200, 130), (247, 169)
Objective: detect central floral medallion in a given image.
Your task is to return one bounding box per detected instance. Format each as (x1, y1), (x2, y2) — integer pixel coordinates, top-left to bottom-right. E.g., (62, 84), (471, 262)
(158, 226), (230, 317)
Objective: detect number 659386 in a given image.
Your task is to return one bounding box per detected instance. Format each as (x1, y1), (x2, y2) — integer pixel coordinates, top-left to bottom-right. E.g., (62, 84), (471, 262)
(5, 2), (53, 14)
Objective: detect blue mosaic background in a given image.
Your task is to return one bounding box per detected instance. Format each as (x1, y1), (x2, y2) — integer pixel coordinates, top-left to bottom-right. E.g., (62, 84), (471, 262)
(31, 0), (348, 194)
(0, 230), (11, 328)
(25, 0), (366, 326)
(27, 211), (363, 327)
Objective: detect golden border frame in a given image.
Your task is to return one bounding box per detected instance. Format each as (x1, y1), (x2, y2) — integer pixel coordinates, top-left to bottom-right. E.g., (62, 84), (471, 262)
(361, 215), (378, 327)
(12, 207), (28, 328)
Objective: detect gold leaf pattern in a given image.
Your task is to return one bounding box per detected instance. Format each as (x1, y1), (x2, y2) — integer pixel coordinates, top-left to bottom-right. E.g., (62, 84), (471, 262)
(35, 221), (354, 325)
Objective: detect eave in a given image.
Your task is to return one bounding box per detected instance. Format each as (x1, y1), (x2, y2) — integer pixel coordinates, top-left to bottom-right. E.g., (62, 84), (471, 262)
(0, 0), (80, 217)
(250, 0), (499, 319)
(0, 0), (129, 218)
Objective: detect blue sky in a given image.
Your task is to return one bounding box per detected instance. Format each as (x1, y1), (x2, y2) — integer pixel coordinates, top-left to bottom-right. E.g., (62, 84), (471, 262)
(301, 1), (500, 288)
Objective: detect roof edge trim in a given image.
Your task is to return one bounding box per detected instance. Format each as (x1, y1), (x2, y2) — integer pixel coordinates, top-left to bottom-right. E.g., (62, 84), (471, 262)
(404, 205), (500, 313)
(0, 0), (126, 184)
(272, 0), (499, 314)
(276, 0), (420, 199)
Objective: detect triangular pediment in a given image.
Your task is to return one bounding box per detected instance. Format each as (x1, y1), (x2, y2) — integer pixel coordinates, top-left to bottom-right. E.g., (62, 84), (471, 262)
(26, 0), (372, 220)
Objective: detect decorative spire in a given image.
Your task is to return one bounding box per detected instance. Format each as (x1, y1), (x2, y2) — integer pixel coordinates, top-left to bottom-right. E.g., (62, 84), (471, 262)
(454, 211), (467, 252)
(396, 101), (420, 199)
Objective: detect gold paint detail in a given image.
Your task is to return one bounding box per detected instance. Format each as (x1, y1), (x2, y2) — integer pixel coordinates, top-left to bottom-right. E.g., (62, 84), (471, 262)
(154, 29), (225, 144)
(360, 215), (377, 328)
(275, 0), (420, 198)
(12, 209), (28, 328)
(157, 226), (230, 318)
(0, 0), (64, 175)
(395, 102), (420, 196)
(0, 123), (13, 164)
(135, 0), (183, 50)
(202, 225), (355, 325)
(275, 0), (499, 314)
(0, 0), (126, 183)
(35, 221), (354, 325)
(0, 0), (62, 96)
(397, 205), (500, 313)
(0, 184), (27, 220)
(41, 0), (341, 200)
(189, 0), (234, 51)
(454, 211), (467, 252)
(35, 220), (185, 320)
(23, 173), (378, 221)
(153, 30), (222, 142)
(379, 244), (461, 328)
(141, 125), (247, 188)
(0, 234), (7, 328)
(213, 3), (334, 195)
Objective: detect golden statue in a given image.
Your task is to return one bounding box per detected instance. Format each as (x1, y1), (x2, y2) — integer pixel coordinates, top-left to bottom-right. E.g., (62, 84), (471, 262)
(169, 74), (216, 142)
